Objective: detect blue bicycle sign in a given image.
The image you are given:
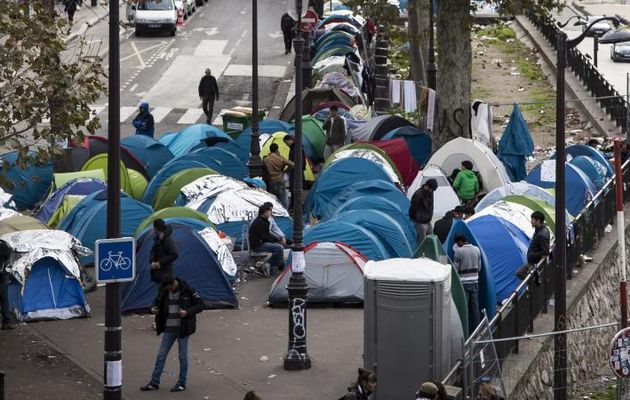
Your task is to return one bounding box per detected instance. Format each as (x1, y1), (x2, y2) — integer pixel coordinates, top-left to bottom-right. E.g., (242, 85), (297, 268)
(96, 237), (136, 283)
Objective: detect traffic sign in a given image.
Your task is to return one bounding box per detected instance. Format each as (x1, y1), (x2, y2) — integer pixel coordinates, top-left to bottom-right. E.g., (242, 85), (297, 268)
(609, 327), (630, 377)
(300, 10), (319, 32)
(95, 237), (136, 283)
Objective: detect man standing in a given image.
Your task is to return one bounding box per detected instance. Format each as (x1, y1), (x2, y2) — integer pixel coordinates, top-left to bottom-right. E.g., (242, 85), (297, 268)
(133, 102), (155, 138)
(140, 274), (203, 393)
(198, 69), (220, 124)
(323, 105), (346, 159)
(516, 211), (551, 280)
(280, 13), (296, 54)
(452, 160), (480, 204)
(283, 134), (305, 208)
(150, 219), (178, 284)
(248, 203), (285, 274)
(0, 239), (16, 330)
(409, 179), (438, 245)
(453, 234), (481, 331)
(263, 143), (294, 208)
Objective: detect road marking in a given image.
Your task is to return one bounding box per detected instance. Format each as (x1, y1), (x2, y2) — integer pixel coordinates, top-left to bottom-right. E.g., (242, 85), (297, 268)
(194, 40), (228, 56)
(269, 31), (283, 39)
(120, 41), (165, 62)
(212, 109), (229, 125)
(120, 106), (137, 122)
(151, 107), (172, 123)
(223, 64), (286, 78)
(240, 30), (248, 39)
(177, 108), (204, 124)
(129, 41), (146, 67)
(129, 83), (138, 92)
(204, 27), (219, 36)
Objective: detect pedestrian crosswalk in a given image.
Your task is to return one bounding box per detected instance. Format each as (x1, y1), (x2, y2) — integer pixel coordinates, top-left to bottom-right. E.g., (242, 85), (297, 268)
(90, 105), (214, 126)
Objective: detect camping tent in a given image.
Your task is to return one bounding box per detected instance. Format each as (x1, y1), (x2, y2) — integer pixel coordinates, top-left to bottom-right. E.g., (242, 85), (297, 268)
(332, 196), (414, 237)
(234, 120), (294, 160)
(407, 165), (461, 221)
(427, 137), (511, 193)
(0, 151), (53, 210)
(304, 220), (389, 261)
(326, 145), (402, 185)
(4, 230), (91, 321)
(53, 170), (106, 188)
(135, 207), (212, 235)
(80, 154), (134, 196)
(260, 132), (316, 183)
(503, 195), (558, 233)
(301, 115), (327, 162)
(561, 144), (614, 177)
(469, 200), (536, 239)
(178, 174), (248, 206)
(121, 135), (175, 178)
(280, 88), (357, 121)
(350, 115), (415, 142)
(379, 126), (433, 167)
(367, 138), (420, 186)
(127, 169), (148, 200)
(152, 168), (216, 210)
(36, 178), (107, 226)
(121, 224), (238, 312)
(525, 161), (596, 216)
(159, 124), (232, 157)
(498, 105), (535, 181)
(569, 155), (608, 190)
(475, 181), (557, 213)
(0, 215), (49, 236)
(268, 242), (366, 305)
(59, 190), (153, 265)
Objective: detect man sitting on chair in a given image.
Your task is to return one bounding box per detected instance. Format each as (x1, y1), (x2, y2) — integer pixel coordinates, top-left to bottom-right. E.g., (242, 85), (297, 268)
(248, 203), (285, 273)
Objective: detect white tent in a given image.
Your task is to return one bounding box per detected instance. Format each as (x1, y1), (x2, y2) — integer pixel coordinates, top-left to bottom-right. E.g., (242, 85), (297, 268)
(407, 165), (461, 221)
(468, 200), (535, 239)
(427, 137), (511, 193)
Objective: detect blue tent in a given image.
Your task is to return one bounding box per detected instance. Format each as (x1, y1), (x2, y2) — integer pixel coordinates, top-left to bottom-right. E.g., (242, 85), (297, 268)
(121, 135), (175, 178)
(336, 209), (414, 258)
(159, 124), (231, 157)
(7, 257), (89, 321)
(569, 155), (608, 189)
(304, 157), (397, 220)
(36, 178), (106, 224)
(565, 144), (613, 176)
(192, 140), (248, 163)
(498, 105), (535, 181)
(316, 14), (362, 29)
(147, 217), (213, 233)
(468, 215), (529, 302)
(525, 162), (597, 216)
(444, 219), (497, 320)
(121, 223), (237, 311)
(142, 159), (209, 205)
(304, 220), (389, 261)
(59, 190), (153, 265)
(380, 126), (433, 167)
(235, 120), (294, 158)
(0, 151), (53, 210)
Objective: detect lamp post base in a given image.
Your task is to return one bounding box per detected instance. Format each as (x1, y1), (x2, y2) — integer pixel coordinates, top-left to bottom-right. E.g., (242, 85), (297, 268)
(283, 271), (311, 371)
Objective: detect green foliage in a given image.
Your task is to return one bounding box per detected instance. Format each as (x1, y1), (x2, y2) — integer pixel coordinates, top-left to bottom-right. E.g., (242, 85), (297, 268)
(0, 0), (106, 160)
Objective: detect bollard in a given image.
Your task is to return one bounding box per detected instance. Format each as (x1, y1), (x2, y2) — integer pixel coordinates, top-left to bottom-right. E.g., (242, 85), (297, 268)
(1, 370), (5, 400)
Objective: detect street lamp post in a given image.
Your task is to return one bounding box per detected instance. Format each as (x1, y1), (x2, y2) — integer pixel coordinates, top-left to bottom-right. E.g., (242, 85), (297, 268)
(554, 16), (620, 400)
(283, 0), (311, 372)
(593, 35), (599, 67)
(426, 0), (436, 90)
(247, 0), (264, 178)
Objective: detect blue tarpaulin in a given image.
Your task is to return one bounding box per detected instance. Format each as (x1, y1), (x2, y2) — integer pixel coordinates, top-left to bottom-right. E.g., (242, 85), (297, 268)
(498, 105), (534, 181)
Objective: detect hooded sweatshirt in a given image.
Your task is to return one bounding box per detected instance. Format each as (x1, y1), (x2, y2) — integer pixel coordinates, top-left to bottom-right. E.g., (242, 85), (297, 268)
(453, 169), (479, 201)
(133, 102), (155, 138)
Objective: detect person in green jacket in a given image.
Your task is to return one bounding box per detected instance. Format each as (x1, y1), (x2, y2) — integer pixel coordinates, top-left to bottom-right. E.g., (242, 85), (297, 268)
(453, 160), (479, 203)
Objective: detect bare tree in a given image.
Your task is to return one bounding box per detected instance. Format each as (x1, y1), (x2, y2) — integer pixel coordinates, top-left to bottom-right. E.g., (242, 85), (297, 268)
(406, 0), (430, 83)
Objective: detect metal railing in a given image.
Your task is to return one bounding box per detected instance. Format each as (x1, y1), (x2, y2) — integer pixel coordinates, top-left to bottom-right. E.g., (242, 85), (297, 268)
(527, 11), (629, 134)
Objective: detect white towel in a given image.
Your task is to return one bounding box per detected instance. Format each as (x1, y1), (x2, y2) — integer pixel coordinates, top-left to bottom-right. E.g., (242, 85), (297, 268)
(390, 79), (401, 104)
(403, 80), (417, 112)
(427, 88), (436, 131)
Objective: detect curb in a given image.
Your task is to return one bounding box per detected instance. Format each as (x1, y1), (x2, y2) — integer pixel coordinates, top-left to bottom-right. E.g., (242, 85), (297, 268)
(66, 12), (110, 44)
(268, 68), (296, 120)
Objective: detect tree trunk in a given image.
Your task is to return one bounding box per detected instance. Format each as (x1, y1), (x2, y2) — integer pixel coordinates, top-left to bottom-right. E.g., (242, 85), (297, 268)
(434, 0), (472, 149)
(407, 0), (430, 83)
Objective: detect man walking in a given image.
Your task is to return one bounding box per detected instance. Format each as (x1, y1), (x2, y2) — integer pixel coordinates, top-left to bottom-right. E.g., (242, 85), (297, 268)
(140, 274), (204, 393)
(516, 211), (551, 280)
(150, 219), (178, 284)
(198, 69), (220, 124)
(64, 0), (82, 28)
(323, 105), (346, 159)
(409, 179), (438, 245)
(133, 102), (155, 138)
(263, 143), (294, 207)
(453, 234), (481, 331)
(280, 13), (296, 54)
(0, 239), (17, 330)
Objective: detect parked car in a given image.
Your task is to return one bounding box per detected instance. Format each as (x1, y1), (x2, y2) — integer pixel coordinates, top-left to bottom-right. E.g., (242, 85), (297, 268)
(611, 43), (630, 62)
(582, 16), (613, 37)
(134, 0), (177, 37)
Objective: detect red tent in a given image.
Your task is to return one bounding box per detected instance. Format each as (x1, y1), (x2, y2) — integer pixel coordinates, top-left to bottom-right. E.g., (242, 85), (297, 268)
(368, 137), (420, 187)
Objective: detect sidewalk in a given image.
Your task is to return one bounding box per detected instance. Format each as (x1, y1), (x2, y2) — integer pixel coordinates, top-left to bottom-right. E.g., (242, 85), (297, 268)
(62, 0), (125, 44)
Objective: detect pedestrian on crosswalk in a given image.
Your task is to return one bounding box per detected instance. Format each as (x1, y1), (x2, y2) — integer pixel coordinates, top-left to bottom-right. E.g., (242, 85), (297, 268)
(198, 69), (220, 124)
(281, 13), (296, 54)
(133, 102), (155, 138)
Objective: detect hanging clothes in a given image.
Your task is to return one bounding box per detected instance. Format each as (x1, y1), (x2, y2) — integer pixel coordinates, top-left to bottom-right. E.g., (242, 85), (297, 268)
(390, 78), (402, 104)
(402, 80), (417, 112)
(471, 100), (493, 148)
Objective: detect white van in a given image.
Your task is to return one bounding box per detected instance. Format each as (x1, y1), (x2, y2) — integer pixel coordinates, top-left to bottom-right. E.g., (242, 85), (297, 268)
(131, 0), (177, 37)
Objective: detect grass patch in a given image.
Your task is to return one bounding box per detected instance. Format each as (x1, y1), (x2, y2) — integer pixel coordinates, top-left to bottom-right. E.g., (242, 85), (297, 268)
(472, 86), (491, 99)
(589, 383), (616, 400)
(521, 87), (555, 126)
(476, 25), (517, 44)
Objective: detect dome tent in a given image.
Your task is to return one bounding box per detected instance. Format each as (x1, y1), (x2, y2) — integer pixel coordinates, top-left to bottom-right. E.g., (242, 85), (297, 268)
(503, 195), (558, 233)
(268, 242), (367, 306)
(234, 120), (294, 160)
(326, 144), (403, 185)
(569, 155), (608, 190)
(177, 174), (248, 206)
(350, 115), (415, 142)
(80, 153), (133, 196)
(53, 169), (106, 188)
(0, 151), (53, 210)
(152, 168), (216, 210)
(159, 124), (232, 157)
(562, 144), (614, 177)
(135, 207), (212, 235)
(475, 181), (557, 213)
(470, 200), (536, 239)
(260, 132), (316, 184)
(36, 178), (107, 226)
(368, 137), (421, 187)
(332, 196), (414, 239)
(121, 135), (175, 178)
(304, 220), (389, 261)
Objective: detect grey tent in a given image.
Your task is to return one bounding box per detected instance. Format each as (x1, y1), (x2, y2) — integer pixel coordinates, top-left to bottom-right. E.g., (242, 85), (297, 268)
(268, 241), (366, 306)
(280, 88), (357, 121)
(349, 114), (414, 142)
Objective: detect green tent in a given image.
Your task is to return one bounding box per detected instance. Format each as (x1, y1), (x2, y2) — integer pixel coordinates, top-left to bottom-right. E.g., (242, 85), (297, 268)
(128, 169), (148, 201)
(0, 215), (49, 236)
(81, 154), (133, 195)
(415, 234), (469, 339)
(504, 195), (557, 233)
(54, 170), (106, 188)
(325, 142), (404, 184)
(48, 195), (84, 228)
(135, 207), (213, 236)
(301, 116), (327, 161)
(152, 168), (216, 210)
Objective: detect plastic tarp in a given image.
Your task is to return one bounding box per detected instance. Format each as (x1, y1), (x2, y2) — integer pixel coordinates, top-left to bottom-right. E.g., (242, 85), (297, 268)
(121, 224), (237, 312)
(444, 219), (496, 319)
(0, 151), (53, 210)
(326, 148), (401, 185)
(178, 174), (248, 206)
(350, 115), (415, 142)
(407, 165), (461, 221)
(0, 187), (15, 209)
(498, 105), (535, 182)
(198, 227), (237, 277)
(469, 200), (536, 239)
(468, 215), (529, 302)
(380, 126), (433, 167)
(525, 161), (596, 216)
(569, 155), (608, 189)
(304, 220), (389, 261)
(59, 190), (153, 265)
(159, 124), (232, 157)
(428, 137), (512, 193)
(36, 178), (107, 225)
(135, 207), (212, 235)
(564, 144), (614, 177)
(80, 154), (133, 196)
(260, 132), (315, 183)
(269, 242), (366, 305)
(0, 215), (49, 236)
(280, 88), (357, 121)
(317, 72), (360, 99)
(121, 135), (175, 178)
(152, 168), (216, 210)
(54, 169), (106, 188)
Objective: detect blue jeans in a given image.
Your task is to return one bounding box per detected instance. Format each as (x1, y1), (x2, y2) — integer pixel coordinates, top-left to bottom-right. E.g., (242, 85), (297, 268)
(254, 242), (284, 268)
(463, 282), (481, 333)
(150, 332), (189, 387)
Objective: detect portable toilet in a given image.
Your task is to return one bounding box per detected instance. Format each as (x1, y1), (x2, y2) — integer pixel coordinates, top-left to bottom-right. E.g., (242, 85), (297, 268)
(364, 258), (451, 400)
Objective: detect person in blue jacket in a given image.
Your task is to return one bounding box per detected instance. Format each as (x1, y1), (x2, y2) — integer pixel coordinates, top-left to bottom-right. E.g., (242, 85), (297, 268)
(133, 102), (155, 137)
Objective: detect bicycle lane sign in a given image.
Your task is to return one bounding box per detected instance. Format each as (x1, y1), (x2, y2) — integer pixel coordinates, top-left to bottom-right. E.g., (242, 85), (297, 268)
(95, 237), (136, 283)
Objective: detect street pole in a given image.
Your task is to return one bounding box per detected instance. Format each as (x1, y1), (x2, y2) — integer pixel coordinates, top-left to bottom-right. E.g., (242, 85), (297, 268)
(593, 35), (599, 67)
(554, 30), (568, 400)
(283, 3), (311, 371)
(247, 0), (263, 178)
(302, 29), (312, 89)
(426, 0), (436, 90)
(626, 72), (629, 142)
(104, 0), (122, 396)
(615, 139), (628, 329)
